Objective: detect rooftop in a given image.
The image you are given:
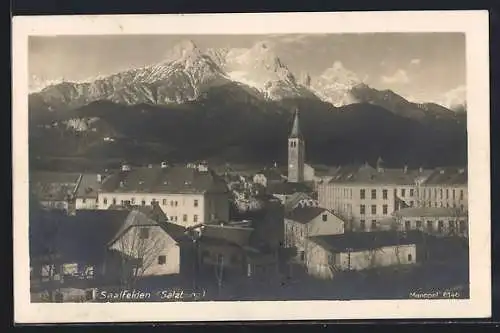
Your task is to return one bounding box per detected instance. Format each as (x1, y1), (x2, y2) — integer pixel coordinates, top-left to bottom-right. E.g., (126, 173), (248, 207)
(267, 181), (313, 195)
(100, 166), (228, 195)
(285, 206), (331, 224)
(29, 209), (130, 263)
(284, 192), (314, 213)
(30, 171), (81, 201)
(310, 230), (432, 253)
(422, 167), (467, 186)
(327, 164), (434, 185)
(393, 207), (467, 218)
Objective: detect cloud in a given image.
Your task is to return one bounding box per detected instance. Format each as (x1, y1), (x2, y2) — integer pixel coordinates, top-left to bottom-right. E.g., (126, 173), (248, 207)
(410, 58), (421, 65)
(381, 69), (410, 84)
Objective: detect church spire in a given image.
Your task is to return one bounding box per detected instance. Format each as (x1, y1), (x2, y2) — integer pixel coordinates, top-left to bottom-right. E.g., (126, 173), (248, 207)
(290, 108), (302, 139)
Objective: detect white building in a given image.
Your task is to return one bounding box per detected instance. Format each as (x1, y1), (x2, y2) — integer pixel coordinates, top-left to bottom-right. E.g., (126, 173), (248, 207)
(98, 164), (230, 227)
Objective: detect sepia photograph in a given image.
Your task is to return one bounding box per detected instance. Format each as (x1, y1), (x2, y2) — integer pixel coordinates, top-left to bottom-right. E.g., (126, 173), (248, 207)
(12, 11), (490, 323)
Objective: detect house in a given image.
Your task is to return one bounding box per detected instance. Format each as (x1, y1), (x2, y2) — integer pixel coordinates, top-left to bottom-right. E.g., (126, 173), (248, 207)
(306, 230), (427, 280)
(391, 207), (468, 238)
(283, 192), (319, 213)
(266, 181), (313, 204)
(317, 161), (434, 232)
(29, 208), (130, 301)
(284, 207), (345, 266)
(97, 163), (231, 227)
(30, 172), (82, 211)
(418, 167), (468, 211)
(74, 173), (102, 210)
(107, 204), (181, 277)
(253, 168), (285, 188)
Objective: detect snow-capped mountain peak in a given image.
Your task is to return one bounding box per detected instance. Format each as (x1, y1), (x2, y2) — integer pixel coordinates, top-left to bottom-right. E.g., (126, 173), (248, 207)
(311, 61), (363, 106)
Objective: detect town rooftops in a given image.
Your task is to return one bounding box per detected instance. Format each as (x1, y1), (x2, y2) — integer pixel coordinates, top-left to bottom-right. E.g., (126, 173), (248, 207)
(267, 181), (313, 195)
(255, 168), (285, 182)
(393, 207), (467, 218)
(29, 209), (130, 263)
(100, 166), (228, 195)
(75, 173), (102, 199)
(327, 163), (433, 185)
(285, 206), (331, 224)
(310, 230), (432, 253)
(284, 192), (315, 213)
(421, 167), (467, 186)
(30, 171), (81, 201)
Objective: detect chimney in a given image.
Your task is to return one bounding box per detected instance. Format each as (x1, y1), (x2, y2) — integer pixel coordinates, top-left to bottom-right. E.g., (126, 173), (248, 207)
(419, 166), (423, 173)
(403, 165), (408, 174)
(161, 161), (168, 168)
(376, 157), (384, 173)
(97, 174), (102, 183)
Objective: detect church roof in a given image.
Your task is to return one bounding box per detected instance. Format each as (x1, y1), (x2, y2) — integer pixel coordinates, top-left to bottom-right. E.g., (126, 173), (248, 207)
(289, 109), (303, 139)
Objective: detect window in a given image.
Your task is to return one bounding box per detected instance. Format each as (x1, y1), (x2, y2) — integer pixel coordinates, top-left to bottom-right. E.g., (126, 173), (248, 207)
(162, 199), (167, 205)
(120, 200), (124, 206)
(416, 220), (422, 229)
(427, 221), (433, 231)
(170, 200), (174, 206)
(141, 200), (146, 206)
(459, 220), (467, 233)
(360, 220), (366, 231)
(158, 256), (166, 265)
(405, 220), (411, 230)
(449, 221), (456, 233)
(460, 204), (464, 211)
(371, 189), (377, 199)
(410, 189), (414, 197)
(371, 205), (377, 215)
(382, 189), (388, 199)
(410, 201), (414, 207)
(360, 189), (366, 199)
(360, 205), (366, 215)
(194, 199), (199, 207)
(446, 189), (449, 199)
(112, 198), (117, 205)
(139, 228), (149, 239)
(401, 189), (406, 197)
(438, 220), (444, 233)
(299, 251), (305, 262)
(175, 201), (178, 207)
(103, 198), (108, 205)
(183, 214), (187, 222)
(371, 220), (377, 230)
(131, 197), (136, 204)
(453, 189), (456, 199)
(193, 215), (198, 223)
(407, 254), (412, 262)
(328, 254), (335, 266)
(382, 205), (388, 215)
(322, 214), (328, 222)
(434, 189), (437, 198)
(440, 189), (443, 199)
(82, 198), (86, 204)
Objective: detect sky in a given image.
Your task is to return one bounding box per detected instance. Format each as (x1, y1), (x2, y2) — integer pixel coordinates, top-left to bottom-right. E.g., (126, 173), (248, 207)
(29, 33), (466, 104)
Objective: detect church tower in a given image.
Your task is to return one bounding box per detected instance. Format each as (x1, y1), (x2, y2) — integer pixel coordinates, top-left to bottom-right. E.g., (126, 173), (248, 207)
(288, 108), (305, 183)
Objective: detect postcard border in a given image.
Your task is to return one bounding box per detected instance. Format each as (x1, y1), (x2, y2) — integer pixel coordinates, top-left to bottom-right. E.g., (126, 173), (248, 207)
(12, 11), (491, 323)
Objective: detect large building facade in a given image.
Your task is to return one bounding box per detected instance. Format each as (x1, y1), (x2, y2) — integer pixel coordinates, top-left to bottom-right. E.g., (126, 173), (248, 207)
(97, 164), (231, 227)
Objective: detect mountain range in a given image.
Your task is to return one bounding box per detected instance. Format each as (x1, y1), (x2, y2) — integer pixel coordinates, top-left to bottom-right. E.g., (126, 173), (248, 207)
(28, 39), (467, 171)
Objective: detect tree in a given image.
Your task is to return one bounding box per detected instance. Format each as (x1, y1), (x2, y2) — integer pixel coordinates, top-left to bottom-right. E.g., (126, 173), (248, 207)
(114, 225), (167, 289)
(29, 196), (65, 302)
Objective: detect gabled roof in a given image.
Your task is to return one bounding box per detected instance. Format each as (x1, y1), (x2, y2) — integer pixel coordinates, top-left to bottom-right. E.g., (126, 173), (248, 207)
(30, 171), (81, 201)
(422, 167), (467, 186)
(30, 209), (129, 263)
(100, 166), (228, 195)
(107, 208), (166, 247)
(75, 173), (102, 199)
(310, 230), (432, 253)
(327, 164), (433, 185)
(284, 192), (314, 213)
(285, 206), (330, 224)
